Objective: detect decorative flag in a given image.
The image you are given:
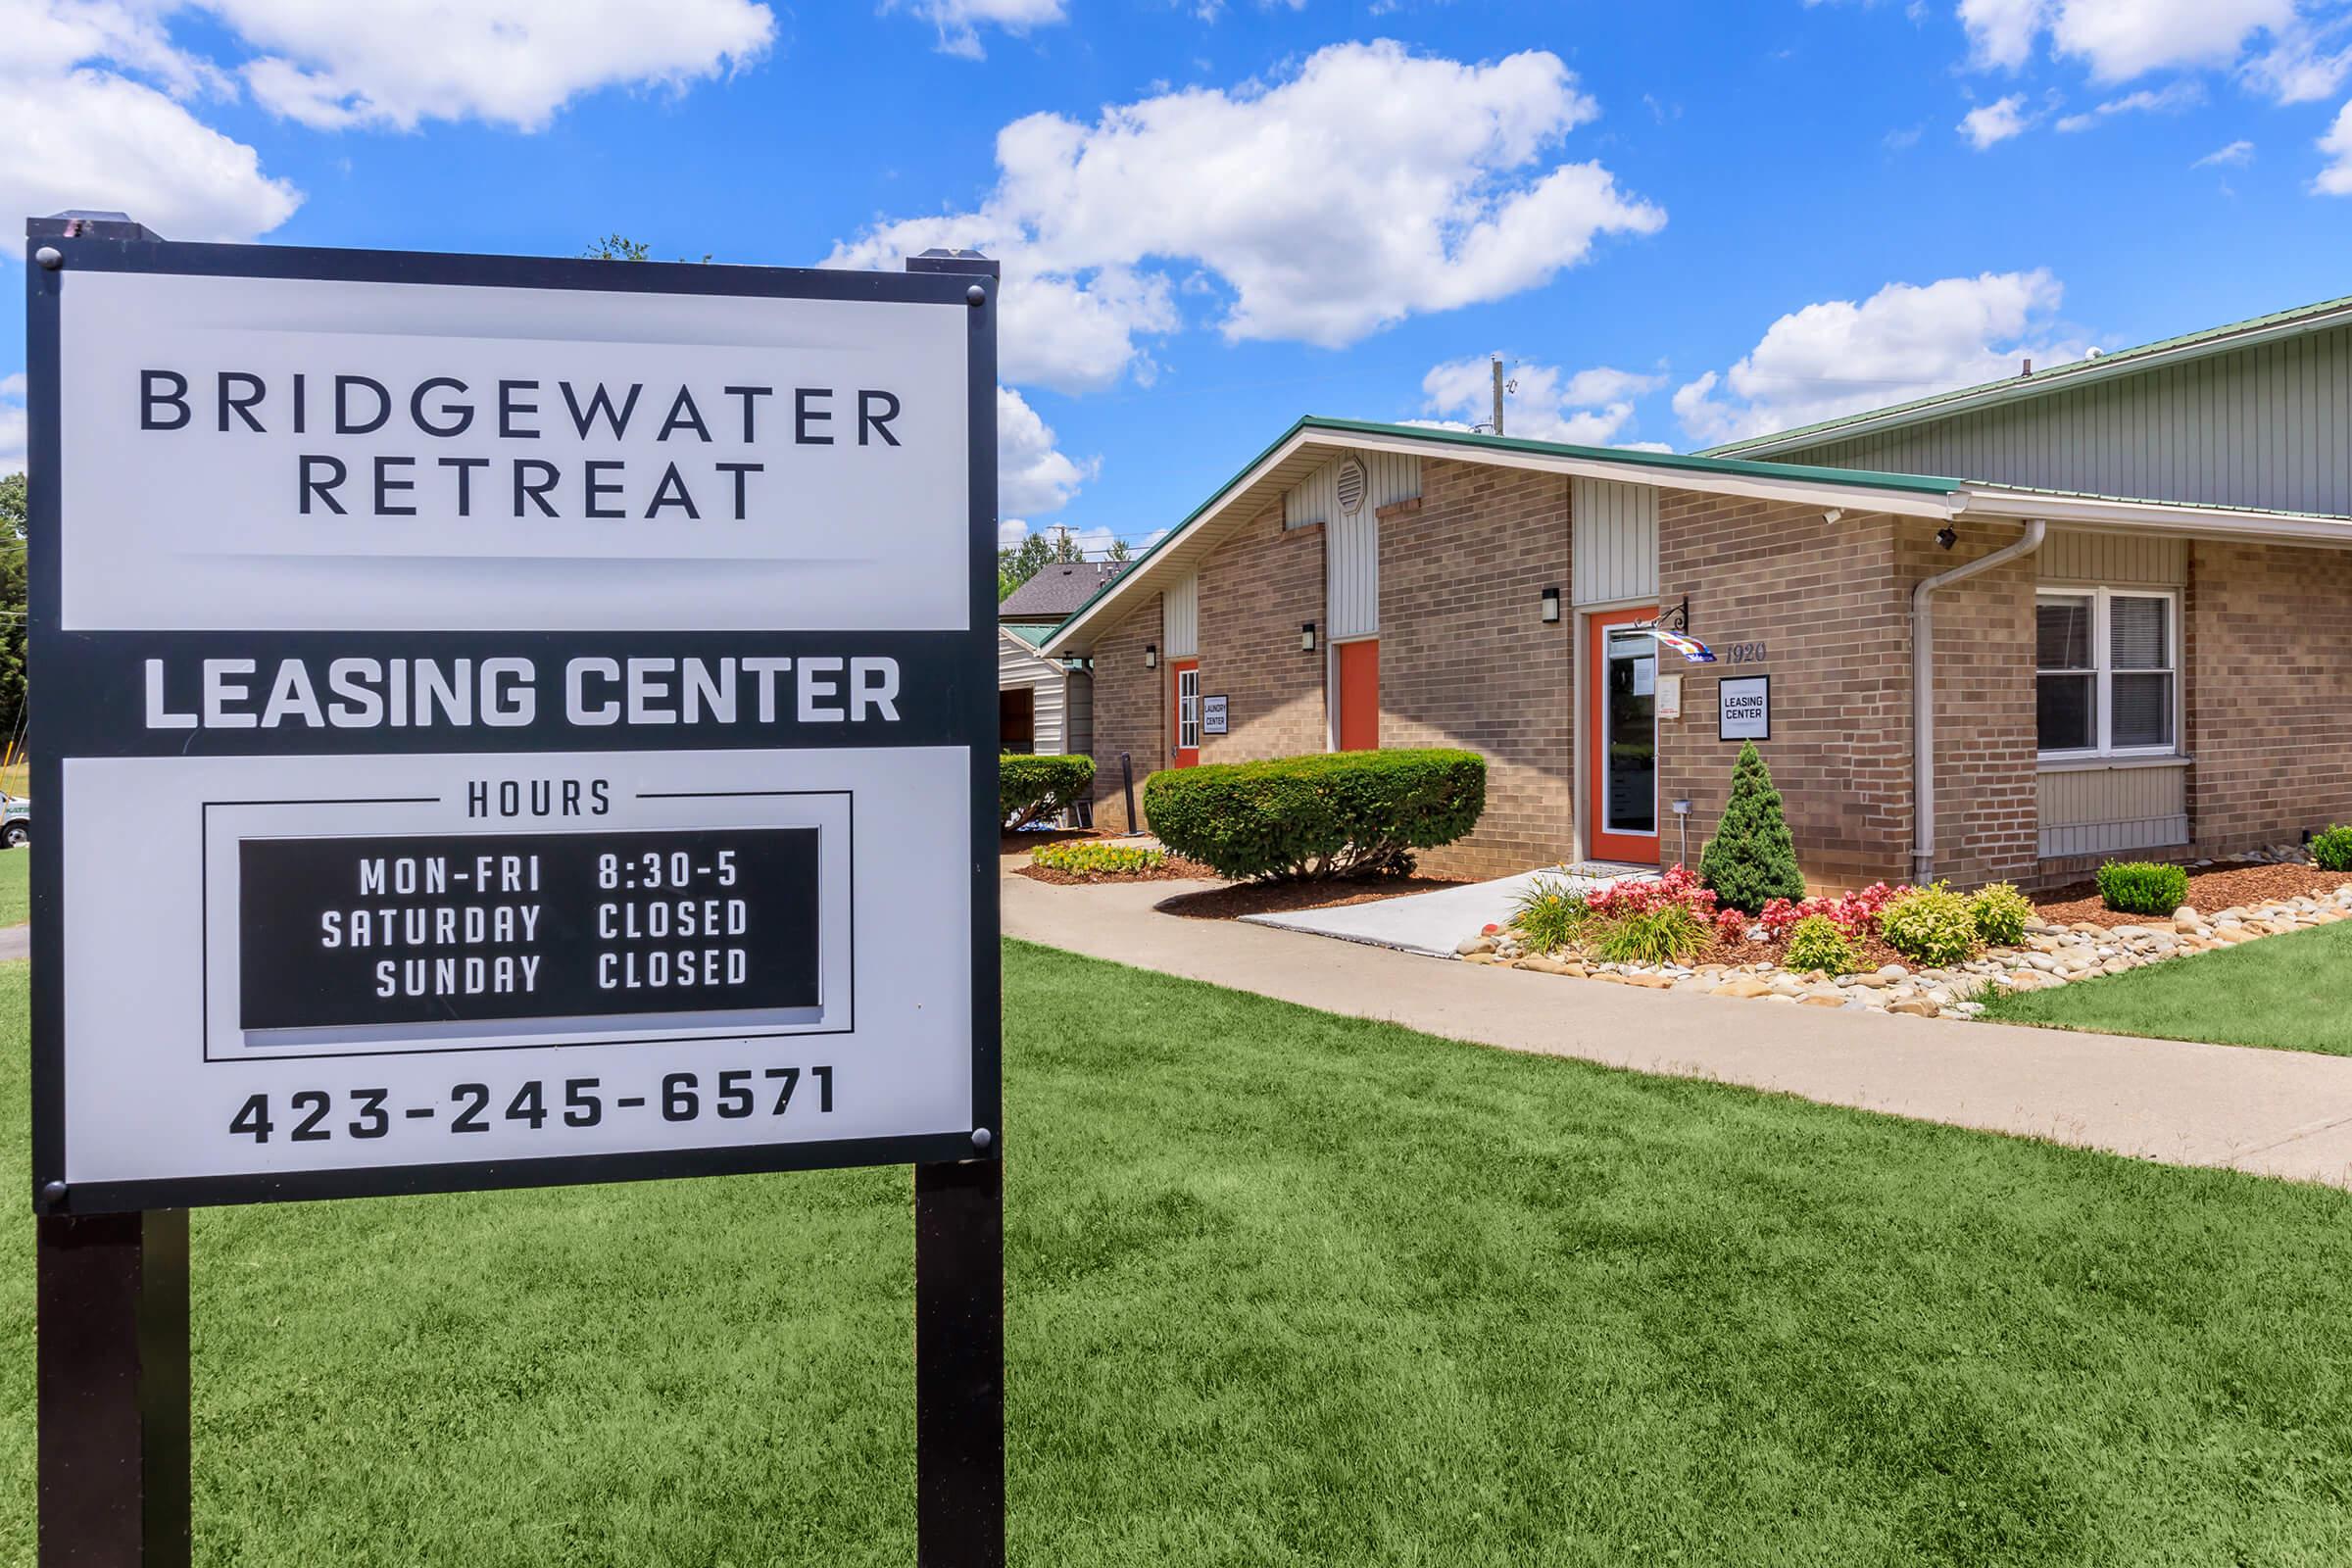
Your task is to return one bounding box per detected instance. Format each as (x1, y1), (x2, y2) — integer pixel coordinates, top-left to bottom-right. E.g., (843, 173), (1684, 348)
(1641, 626), (1716, 663)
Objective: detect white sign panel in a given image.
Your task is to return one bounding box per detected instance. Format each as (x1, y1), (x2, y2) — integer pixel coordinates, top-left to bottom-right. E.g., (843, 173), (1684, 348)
(1719, 675), (1770, 741)
(1200, 695), (1228, 735)
(29, 233), (1000, 1212)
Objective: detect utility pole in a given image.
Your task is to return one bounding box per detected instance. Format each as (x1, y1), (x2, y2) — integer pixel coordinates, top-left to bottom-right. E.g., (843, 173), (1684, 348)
(1491, 353), (1505, 438)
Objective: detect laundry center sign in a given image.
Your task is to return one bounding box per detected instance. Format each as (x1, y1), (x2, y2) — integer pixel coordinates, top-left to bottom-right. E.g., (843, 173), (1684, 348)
(29, 228), (1001, 1211)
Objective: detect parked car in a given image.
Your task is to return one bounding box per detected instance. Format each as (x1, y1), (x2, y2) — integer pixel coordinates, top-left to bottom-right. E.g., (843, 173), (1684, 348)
(1, 791), (28, 849)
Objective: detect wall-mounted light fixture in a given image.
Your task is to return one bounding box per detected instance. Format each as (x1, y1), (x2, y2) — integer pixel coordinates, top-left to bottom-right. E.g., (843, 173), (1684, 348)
(1936, 525), (1959, 552)
(1144, 643), (1158, 669)
(1300, 621), (1318, 654)
(1541, 586), (1561, 623)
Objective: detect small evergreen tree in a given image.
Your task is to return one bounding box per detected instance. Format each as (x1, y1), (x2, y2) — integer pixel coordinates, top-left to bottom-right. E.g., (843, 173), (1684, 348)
(1698, 740), (1806, 914)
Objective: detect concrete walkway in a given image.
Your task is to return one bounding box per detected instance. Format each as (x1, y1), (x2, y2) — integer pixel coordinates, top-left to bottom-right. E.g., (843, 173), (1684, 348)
(1240, 864), (1650, 956)
(1004, 871), (2352, 1190)
(0, 924), (25, 962)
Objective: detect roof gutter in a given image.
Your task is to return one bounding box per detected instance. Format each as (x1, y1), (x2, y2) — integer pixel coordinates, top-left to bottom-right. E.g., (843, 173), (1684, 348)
(1959, 486), (2352, 546)
(1912, 518), (2045, 884)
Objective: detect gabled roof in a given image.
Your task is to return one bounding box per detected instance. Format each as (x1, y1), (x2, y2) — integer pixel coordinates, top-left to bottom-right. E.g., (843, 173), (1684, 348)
(1001, 622), (1059, 650)
(1038, 413), (2352, 661)
(1700, 291), (2352, 460)
(998, 559), (1130, 620)
(1041, 416), (1975, 659)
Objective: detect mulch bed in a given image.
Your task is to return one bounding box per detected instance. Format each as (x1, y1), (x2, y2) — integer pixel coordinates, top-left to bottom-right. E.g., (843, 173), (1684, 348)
(2032, 863), (2352, 930)
(1013, 854), (1220, 886)
(1158, 875), (1473, 921)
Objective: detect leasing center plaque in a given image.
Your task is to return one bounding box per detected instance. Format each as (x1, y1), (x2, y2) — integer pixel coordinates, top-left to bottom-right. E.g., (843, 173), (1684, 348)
(28, 229), (1000, 1211)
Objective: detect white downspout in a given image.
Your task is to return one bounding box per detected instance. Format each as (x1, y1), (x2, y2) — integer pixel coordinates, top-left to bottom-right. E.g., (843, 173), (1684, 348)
(1912, 518), (2045, 883)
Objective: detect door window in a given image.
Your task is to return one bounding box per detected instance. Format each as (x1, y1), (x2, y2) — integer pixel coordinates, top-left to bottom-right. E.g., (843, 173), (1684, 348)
(1603, 627), (1657, 836)
(1177, 667), (1200, 751)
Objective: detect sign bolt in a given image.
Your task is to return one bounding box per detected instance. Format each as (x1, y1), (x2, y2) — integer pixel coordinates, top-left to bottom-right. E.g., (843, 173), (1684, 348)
(970, 1127), (994, 1152)
(39, 1181), (67, 1204)
(965, 284), (986, 307)
(35, 247), (64, 270)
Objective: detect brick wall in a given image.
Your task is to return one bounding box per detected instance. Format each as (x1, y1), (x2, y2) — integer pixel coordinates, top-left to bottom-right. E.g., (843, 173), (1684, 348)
(1895, 522), (2039, 889)
(2184, 538), (2352, 857)
(1086, 594), (1163, 833)
(1378, 461), (1574, 879)
(1196, 501), (1328, 763)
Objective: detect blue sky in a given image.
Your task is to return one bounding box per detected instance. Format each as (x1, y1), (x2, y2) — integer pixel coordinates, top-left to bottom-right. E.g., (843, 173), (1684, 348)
(7, 0), (2352, 553)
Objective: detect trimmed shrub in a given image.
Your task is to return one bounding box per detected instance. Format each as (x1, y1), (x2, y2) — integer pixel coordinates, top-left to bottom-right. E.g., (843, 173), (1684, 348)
(1878, 883), (1978, 967)
(1031, 841), (1164, 876)
(2096, 859), (2189, 916)
(1593, 904), (1709, 966)
(1698, 741), (1806, 915)
(1511, 876), (1594, 955)
(1969, 881), (2034, 948)
(1143, 749), (1486, 881)
(1783, 914), (1862, 976)
(2312, 824), (2352, 873)
(1001, 754), (1094, 830)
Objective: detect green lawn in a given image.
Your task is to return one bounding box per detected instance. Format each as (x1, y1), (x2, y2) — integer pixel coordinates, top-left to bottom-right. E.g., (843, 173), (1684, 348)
(0, 851), (23, 929)
(4, 946), (2352, 1564)
(1981, 918), (2352, 1054)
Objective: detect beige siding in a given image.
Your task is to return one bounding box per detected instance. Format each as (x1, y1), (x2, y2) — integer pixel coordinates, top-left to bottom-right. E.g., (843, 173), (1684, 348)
(1162, 571), (1199, 658)
(1570, 478), (1658, 605)
(2037, 763), (2189, 858)
(1329, 510), (1378, 640)
(1284, 450), (1421, 528)
(1782, 323), (2352, 514)
(2037, 529), (2187, 585)
(997, 632), (1065, 753)
(1065, 670), (1094, 759)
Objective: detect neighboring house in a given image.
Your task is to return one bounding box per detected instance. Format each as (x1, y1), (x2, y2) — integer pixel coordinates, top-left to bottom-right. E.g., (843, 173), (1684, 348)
(998, 622), (1092, 760)
(998, 559), (1128, 623)
(1041, 298), (2352, 887)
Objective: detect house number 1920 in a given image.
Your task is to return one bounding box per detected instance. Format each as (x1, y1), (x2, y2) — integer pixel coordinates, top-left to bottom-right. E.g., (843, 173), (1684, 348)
(1727, 641), (1768, 663)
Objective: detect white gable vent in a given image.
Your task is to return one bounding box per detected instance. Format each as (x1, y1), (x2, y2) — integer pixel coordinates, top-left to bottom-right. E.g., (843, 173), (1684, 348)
(1335, 456), (1368, 515)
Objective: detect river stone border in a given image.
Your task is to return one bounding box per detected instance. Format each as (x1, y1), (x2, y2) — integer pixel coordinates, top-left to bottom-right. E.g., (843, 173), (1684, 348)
(1454, 858), (2352, 1020)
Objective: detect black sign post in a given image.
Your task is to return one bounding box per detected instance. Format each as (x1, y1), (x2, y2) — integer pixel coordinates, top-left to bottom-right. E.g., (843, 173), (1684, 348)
(27, 219), (1003, 1565)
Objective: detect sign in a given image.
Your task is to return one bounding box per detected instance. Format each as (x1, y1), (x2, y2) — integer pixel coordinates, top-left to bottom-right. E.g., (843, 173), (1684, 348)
(1656, 673), (1683, 721)
(1719, 675), (1771, 741)
(1201, 694), (1229, 735)
(28, 230), (1002, 1213)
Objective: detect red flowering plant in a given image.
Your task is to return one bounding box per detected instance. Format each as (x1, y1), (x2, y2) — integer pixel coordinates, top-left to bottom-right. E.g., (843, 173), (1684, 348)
(1757, 881), (1911, 941)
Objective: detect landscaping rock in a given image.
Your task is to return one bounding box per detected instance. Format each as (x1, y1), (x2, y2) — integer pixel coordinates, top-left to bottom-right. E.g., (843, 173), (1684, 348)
(1712, 976), (1774, 999)
(1457, 936), (1497, 956)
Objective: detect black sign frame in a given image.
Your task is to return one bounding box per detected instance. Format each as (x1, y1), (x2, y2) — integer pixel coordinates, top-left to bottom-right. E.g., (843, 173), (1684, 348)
(1718, 673), (1771, 743)
(25, 222), (1004, 1215)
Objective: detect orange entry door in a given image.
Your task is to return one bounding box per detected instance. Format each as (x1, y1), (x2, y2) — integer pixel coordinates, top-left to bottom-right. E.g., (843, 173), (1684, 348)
(1587, 608), (1661, 864)
(1171, 661), (1200, 766)
(1337, 640), (1379, 751)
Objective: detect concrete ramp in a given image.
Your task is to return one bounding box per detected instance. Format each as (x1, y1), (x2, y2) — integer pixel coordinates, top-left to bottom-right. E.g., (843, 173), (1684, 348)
(1240, 864), (1655, 957)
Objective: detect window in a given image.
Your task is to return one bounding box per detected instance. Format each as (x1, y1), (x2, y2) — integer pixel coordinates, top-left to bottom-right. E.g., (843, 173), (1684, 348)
(1176, 667), (1200, 750)
(2035, 588), (2177, 758)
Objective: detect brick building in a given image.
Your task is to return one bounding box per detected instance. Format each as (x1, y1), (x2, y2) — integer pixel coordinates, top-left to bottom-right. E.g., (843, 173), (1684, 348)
(1042, 295), (2352, 890)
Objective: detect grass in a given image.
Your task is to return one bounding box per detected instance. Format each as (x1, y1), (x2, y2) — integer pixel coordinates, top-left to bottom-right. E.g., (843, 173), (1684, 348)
(1980, 917), (2352, 1055)
(0, 854), (21, 929)
(3, 946), (2352, 1564)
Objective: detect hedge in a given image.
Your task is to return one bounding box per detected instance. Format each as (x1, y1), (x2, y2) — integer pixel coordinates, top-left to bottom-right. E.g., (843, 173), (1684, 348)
(1142, 749), (1486, 881)
(1000, 754), (1094, 830)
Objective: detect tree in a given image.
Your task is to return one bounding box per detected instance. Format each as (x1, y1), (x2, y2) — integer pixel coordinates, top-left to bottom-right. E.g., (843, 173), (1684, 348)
(997, 531), (1052, 600)
(1107, 537), (1132, 563)
(582, 234), (651, 262)
(1697, 740), (1806, 914)
(0, 473), (25, 755)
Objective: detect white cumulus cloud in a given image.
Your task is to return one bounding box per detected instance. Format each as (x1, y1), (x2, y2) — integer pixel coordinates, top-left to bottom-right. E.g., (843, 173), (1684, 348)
(2055, 78), (2205, 128)
(1959, 93), (2036, 146)
(1961, 0), (2298, 82)
(1673, 270), (2082, 448)
(998, 386), (1097, 516)
(217, 0), (776, 130)
(823, 40), (1664, 393)
(0, 372), (25, 475)
(2317, 97), (2352, 188)
(888, 0), (1067, 59)
(1412, 356), (1663, 446)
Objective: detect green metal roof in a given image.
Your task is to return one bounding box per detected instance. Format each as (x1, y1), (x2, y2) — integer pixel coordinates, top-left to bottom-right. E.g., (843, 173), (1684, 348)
(1001, 621), (1059, 649)
(1043, 416), (1970, 644)
(1700, 290), (2352, 458)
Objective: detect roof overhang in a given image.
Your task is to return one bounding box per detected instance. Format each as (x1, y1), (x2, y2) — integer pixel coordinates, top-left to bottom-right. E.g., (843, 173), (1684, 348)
(1958, 485), (2352, 548)
(1040, 419), (1969, 658)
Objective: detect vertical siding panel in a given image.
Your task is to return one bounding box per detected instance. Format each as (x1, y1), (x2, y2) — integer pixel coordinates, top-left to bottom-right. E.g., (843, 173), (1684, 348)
(1163, 571), (1199, 658)
(1571, 479), (1658, 604)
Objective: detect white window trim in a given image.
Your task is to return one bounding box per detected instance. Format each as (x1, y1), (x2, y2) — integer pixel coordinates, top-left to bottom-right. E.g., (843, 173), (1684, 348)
(2034, 585), (2182, 762)
(1176, 666), (1200, 751)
